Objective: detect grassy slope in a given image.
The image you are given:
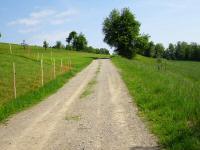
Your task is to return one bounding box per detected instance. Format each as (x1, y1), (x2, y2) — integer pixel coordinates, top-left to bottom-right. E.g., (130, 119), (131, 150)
(0, 42), (109, 122)
(112, 55), (200, 150)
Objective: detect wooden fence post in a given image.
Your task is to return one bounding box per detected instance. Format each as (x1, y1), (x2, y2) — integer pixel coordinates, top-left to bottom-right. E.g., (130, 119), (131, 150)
(67, 57), (71, 69)
(54, 59), (56, 79)
(37, 52), (39, 60)
(60, 58), (63, 72)
(9, 44), (12, 54)
(69, 57), (72, 69)
(51, 50), (53, 62)
(41, 59), (44, 86)
(13, 62), (16, 99)
(67, 58), (69, 69)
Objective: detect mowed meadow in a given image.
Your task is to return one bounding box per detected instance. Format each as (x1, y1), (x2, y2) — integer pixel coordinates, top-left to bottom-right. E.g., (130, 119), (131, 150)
(112, 56), (200, 150)
(0, 42), (109, 122)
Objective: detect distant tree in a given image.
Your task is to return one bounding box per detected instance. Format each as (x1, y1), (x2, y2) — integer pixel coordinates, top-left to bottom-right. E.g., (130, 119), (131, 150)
(148, 41), (155, 57)
(190, 42), (200, 61)
(0, 33), (1, 38)
(135, 34), (150, 56)
(54, 41), (62, 49)
(73, 33), (87, 50)
(95, 48), (110, 54)
(66, 31), (77, 45)
(43, 41), (48, 50)
(103, 8), (140, 59)
(168, 43), (176, 59)
(181, 42), (188, 59)
(66, 45), (73, 50)
(154, 43), (165, 58)
(164, 41), (200, 61)
(164, 43), (176, 60)
(21, 40), (27, 50)
(85, 46), (95, 53)
(175, 41), (186, 60)
(100, 48), (110, 55)
(66, 30), (110, 54)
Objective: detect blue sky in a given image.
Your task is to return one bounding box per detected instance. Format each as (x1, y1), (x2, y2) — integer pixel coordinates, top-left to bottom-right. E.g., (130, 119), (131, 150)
(0, 0), (200, 50)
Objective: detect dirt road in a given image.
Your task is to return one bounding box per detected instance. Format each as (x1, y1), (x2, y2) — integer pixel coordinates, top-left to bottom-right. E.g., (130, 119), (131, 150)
(0, 59), (158, 150)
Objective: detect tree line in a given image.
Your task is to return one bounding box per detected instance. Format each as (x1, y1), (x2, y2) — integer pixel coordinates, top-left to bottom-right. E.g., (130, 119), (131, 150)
(102, 8), (200, 61)
(135, 39), (200, 61)
(43, 31), (110, 55)
(164, 42), (200, 61)
(134, 39), (200, 61)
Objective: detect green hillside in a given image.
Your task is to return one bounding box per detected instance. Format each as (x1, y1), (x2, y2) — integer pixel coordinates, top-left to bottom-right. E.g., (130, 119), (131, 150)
(0, 42), (109, 122)
(112, 55), (200, 150)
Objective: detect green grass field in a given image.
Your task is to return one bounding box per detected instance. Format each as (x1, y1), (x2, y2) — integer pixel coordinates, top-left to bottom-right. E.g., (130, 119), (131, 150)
(112, 55), (200, 150)
(0, 42), (109, 122)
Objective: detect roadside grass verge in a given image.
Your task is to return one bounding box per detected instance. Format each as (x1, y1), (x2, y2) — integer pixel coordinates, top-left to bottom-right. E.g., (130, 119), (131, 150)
(0, 42), (109, 122)
(112, 55), (200, 150)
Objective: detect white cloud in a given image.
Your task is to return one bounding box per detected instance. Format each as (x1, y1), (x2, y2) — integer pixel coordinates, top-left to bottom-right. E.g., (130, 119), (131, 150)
(51, 9), (77, 25)
(8, 8), (78, 33)
(50, 19), (67, 25)
(55, 9), (78, 18)
(8, 18), (40, 26)
(30, 9), (56, 18)
(8, 9), (55, 26)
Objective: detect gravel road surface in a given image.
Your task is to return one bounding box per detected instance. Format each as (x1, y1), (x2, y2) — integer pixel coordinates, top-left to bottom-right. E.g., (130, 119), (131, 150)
(0, 59), (158, 150)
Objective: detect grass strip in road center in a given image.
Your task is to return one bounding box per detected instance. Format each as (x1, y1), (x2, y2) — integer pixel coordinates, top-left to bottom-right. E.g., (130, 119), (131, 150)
(80, 62), (101, 99)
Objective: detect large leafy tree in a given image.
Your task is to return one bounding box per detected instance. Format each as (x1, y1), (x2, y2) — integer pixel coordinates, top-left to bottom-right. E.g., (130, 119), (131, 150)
(103, 8), (140, 59)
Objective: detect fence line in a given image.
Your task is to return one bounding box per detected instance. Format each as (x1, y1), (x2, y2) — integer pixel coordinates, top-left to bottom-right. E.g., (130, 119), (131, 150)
(41, 59), (44, 86)
(69, 57), (72, 69)
(13, 62), (16, 99)
(51, 50), (53, 62)
(9, 44), (12, 55)
(67, 58), (69, 69)
(37, 52), (40, 60)
(53, 59), (56, 79)
(5, 53), (73, 100)
(60, 59), (63, 72)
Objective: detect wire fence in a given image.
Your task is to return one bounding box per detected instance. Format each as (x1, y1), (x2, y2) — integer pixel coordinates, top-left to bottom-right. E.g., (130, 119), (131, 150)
(0, 44), (72, 106)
